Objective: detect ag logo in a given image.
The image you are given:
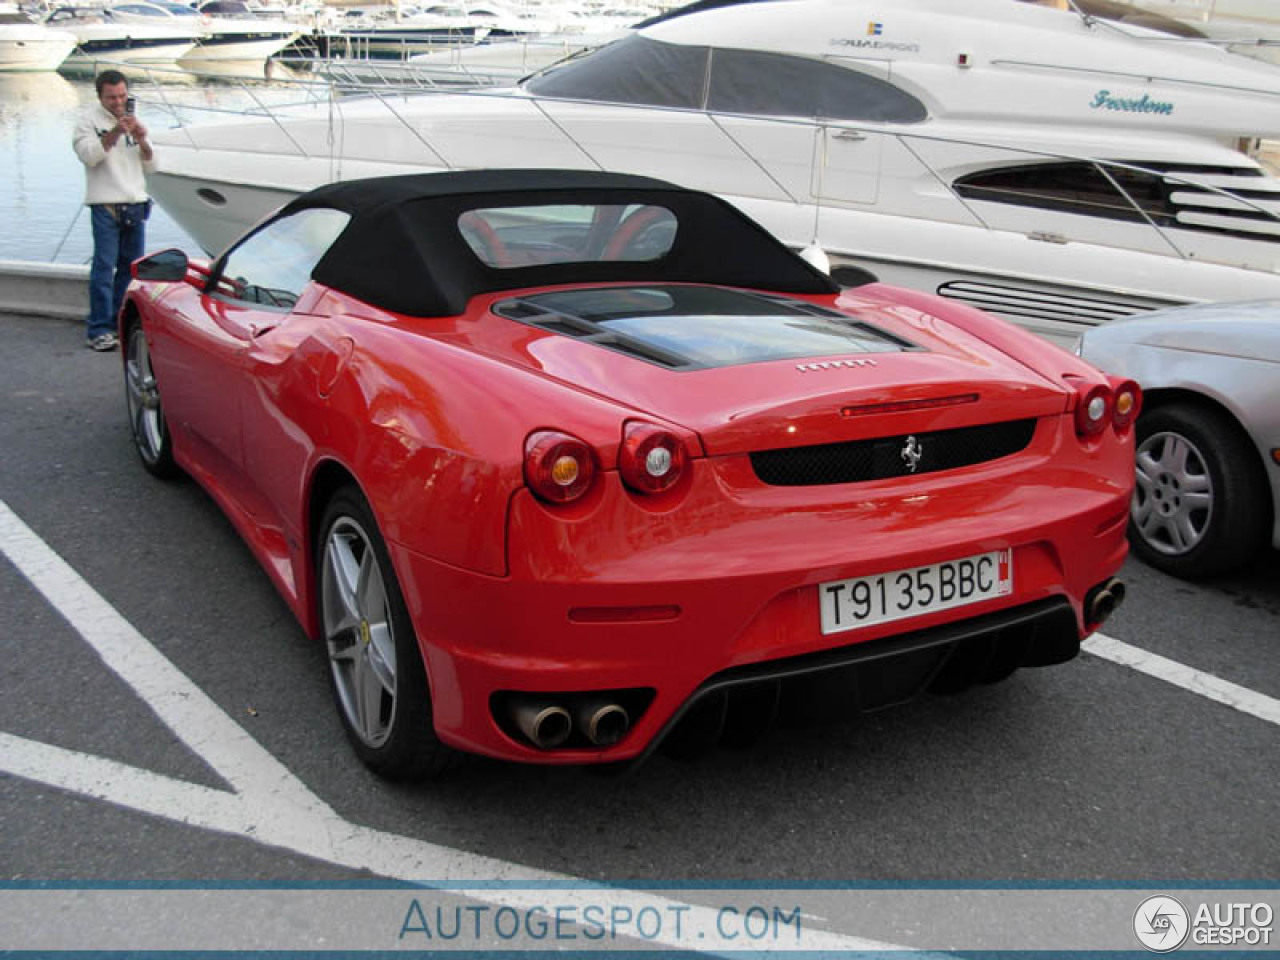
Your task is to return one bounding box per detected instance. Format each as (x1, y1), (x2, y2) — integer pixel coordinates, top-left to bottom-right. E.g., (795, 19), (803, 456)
(1134, 896), (1190, 952)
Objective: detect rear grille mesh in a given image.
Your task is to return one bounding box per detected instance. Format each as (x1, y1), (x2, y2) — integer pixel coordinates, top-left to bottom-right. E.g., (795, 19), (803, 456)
(750, 419), (1037, 486)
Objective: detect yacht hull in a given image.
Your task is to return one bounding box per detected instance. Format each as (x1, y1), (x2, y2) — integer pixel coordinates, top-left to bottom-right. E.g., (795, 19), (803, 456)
(147, 0), (1280, 338)
(0, 33), (74, 71)
(314, 26), (488, 62)
(180, 30), (297, 61)
(147, 150), (1280, 346)
(64, 38), (198, 65)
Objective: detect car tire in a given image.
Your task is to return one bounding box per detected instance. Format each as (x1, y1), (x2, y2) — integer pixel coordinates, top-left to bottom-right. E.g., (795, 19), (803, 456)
(123, 319), (179, 479)
(317, 486), (455, 780)
(1129, 402), (1269, 580)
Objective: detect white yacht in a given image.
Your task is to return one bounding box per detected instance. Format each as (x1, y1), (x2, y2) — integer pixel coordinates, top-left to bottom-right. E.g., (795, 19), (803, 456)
(146, 0), (1280, 342)
(45, 5), (199, 65)
(405, 26), (623, 83)
(315, 5), (489, 62)
(110, 0), (299, 61)
(187, 0), (300, 59)
(0, 3), (76, 70)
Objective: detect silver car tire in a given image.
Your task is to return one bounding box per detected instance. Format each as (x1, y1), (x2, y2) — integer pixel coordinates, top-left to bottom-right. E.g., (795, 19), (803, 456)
(317, 486), (454, 780)
(1129, 403), (1268, 580)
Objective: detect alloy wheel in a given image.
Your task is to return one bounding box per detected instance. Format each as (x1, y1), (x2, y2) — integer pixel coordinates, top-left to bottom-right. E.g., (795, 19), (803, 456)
(320, 516), (399, 748)
(125, 327), (166, 464)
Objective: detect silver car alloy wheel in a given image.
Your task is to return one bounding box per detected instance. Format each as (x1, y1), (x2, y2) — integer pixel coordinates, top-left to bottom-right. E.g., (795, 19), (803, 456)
(320, 516), (399, 748)
(125, 327), (165, 463)
(1132, 429), (1214, 557)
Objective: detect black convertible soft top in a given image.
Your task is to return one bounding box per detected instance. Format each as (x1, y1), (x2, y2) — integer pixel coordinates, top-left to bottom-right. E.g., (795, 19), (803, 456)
(270, 169), (838, 317)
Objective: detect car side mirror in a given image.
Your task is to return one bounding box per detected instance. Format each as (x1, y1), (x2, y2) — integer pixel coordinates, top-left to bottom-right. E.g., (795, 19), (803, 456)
(133, 248), (190, 283)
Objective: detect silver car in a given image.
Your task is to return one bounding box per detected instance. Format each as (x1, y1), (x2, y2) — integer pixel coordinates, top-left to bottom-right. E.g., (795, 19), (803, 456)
(1077, 301), (1280, 580)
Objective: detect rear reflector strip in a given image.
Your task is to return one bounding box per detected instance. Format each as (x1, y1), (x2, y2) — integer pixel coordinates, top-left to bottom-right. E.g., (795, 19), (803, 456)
(569, 605), (682, 624)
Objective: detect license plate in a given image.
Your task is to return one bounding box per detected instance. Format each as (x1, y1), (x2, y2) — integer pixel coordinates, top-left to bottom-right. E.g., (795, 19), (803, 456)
(819, 550), (1013, 636)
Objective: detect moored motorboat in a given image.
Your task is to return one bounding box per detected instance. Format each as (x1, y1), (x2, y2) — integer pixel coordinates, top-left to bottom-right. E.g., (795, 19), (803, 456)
(110, 0), (299, 61)
(0, 2), (76, 71)
(45, 5), (199, 65)
(147, 0), (1280, 342)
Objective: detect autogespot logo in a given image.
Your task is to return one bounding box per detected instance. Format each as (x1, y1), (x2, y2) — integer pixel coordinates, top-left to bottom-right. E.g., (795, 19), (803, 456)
(1134, 896), (1191, 952)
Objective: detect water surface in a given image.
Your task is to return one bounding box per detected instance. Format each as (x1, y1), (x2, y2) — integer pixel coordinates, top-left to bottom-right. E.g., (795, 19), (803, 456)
(0, 67), (313, 265)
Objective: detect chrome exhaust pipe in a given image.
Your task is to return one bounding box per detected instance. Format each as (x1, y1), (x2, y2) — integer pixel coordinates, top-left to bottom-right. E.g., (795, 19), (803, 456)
(574, 700), (630, 747)
(1087, 577), (1126, 625)
(510, 700), (572, 750)
(1108, 579), (1127, 610)
(1092, 589), (1116, 624)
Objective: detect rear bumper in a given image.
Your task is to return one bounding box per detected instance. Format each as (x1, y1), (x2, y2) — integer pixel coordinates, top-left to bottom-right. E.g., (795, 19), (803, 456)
(387, 422), (1131, 764)
(627, 594), (1080, 769)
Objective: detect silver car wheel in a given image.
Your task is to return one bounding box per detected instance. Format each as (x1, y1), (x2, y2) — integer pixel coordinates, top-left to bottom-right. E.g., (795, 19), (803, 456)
(1132, 430), (1214, 557)
(125, 326), (165, 464)
(321, 516), (398, 748)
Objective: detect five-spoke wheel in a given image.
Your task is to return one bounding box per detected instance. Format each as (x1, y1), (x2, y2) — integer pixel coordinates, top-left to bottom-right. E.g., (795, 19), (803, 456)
(317, 486), (453, 779)
(124, 320), (177, 477)
(322, 513), (400, 749)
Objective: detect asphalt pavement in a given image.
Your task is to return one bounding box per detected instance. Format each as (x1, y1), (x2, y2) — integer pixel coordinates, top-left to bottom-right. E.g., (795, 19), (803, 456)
(2, 309), (1277, 887)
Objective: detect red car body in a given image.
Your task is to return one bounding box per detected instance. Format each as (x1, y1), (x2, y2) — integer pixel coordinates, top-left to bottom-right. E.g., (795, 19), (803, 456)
(122, 170), (1137, 776)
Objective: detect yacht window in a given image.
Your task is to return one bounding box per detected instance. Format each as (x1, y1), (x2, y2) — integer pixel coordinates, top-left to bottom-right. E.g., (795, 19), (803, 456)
(154, 2), (201, 16)
(113, 3), (167, 15)
(708, 48), (927, 123)
(216, 208), (352, 310)
(458, 203), (678, 268)
(954, 162), (1178, 225)
(523, 34), (926, 123)
(524, 34), (708, 110)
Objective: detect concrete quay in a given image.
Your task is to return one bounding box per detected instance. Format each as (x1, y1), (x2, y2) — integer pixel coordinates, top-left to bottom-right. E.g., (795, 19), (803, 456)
(0, 260), (89, 323)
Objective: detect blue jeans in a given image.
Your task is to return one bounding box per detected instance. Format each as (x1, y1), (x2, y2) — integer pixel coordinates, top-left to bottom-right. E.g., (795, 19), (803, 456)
(87, 204), (146, 339)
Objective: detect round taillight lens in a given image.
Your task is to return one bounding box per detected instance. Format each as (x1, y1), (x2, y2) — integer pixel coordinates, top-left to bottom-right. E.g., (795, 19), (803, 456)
(524, 430), (597, 503)
(619, 421), (688, 494)
(1074, 382), (1112, 438)
(1109, 378), (1142, 432)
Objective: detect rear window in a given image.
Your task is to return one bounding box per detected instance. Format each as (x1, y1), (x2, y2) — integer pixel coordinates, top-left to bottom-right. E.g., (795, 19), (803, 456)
(458, 203), (678, 268)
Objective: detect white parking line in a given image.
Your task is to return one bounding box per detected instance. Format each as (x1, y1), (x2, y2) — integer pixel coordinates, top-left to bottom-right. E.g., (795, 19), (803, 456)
(1084, 632), (1280, 727)
(0, 499), (332, 819)
(0, 498), (899, 954)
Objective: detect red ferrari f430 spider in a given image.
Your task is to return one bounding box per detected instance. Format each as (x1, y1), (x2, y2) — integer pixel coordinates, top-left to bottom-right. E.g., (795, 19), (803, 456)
(122, 170), (1138, 778)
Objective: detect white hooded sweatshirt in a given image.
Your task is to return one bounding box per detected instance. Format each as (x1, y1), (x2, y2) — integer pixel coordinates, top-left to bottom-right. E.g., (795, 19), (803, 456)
(73, 101), (156, 205)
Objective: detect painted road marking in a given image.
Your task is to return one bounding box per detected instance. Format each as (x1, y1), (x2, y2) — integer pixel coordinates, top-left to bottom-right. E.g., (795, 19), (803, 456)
(0, 499), (332, 819)
(1, 494), (1277, 951)
(1084, 632), (1280, 727)
(0, 498), (897, 953)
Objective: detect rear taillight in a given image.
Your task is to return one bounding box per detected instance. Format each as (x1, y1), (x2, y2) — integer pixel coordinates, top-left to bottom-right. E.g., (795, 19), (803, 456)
(619, 421), (688, 494)
(1109, 377), (1141, 433)
(524, 430), (597, 504)
(1073, 381), (1112, 439)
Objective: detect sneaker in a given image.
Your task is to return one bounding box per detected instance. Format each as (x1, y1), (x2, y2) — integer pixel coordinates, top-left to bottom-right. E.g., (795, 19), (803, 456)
(86, 332), (118, 352)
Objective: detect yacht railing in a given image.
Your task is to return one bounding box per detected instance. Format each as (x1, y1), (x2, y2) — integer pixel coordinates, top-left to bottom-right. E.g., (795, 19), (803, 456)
(135, 64), (1280, 268)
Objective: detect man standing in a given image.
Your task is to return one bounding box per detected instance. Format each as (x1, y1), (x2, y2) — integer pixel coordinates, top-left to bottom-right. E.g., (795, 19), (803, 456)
(73, 70), (155, 352)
